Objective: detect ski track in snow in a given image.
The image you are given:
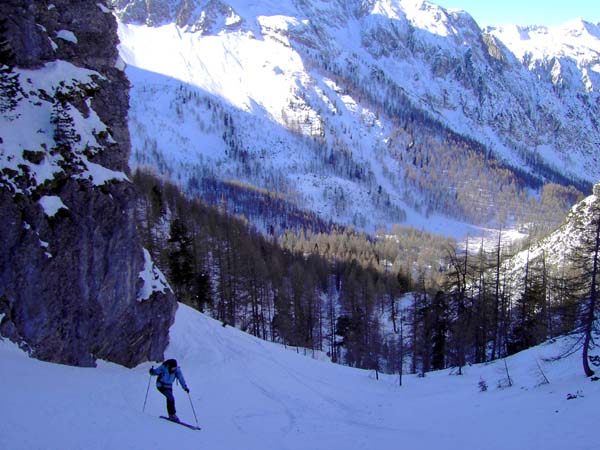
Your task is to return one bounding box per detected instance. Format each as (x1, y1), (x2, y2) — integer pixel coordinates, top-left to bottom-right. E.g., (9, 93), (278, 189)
(1, 303), (599, 450)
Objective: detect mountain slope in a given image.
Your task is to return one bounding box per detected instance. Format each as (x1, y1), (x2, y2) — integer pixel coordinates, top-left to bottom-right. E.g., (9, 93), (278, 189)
(488, 19), (600, 96)
(114, 0), (596, 235)
(1, 303), (598, 450)
(501, 182), (600, 290)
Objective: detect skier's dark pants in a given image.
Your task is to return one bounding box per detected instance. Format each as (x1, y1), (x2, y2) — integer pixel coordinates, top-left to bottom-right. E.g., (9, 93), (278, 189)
(158, 386), (176, 415)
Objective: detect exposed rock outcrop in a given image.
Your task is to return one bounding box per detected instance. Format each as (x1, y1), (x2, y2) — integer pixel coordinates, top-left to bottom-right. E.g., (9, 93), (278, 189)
(0, 0), (177, 367)
(113, 0), (243, 34)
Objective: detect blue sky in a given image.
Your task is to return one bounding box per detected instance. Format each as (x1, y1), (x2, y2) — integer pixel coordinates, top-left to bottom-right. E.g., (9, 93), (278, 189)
(433, 0), (600, 27)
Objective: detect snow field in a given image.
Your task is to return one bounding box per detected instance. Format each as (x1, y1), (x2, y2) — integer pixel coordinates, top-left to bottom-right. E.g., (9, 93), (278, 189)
(1, 303), (598, 450)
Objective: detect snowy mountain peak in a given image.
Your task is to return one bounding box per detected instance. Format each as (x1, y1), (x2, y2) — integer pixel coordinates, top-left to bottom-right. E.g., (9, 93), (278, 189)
(172, 0), (245, 35)
(559, 18), (600, 39)
(488, 19), (600, 77)
(395, 0), (479, 37)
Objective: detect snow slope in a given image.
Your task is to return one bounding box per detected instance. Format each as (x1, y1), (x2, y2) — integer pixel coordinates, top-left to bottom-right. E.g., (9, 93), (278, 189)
(1, 303), (598, 450)
(115, 0), (600, 238)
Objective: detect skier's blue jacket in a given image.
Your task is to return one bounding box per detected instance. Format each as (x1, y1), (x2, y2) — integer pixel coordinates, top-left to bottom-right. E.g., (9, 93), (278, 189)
(150, 363), (188, 391)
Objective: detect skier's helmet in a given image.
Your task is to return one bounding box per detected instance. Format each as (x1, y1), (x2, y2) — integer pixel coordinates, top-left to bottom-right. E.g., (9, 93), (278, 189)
(164, 359), (178, 370)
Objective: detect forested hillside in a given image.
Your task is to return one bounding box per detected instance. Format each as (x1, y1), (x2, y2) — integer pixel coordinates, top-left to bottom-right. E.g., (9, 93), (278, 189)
(134, 170), (600, 375)
(119, 0), (600, 377)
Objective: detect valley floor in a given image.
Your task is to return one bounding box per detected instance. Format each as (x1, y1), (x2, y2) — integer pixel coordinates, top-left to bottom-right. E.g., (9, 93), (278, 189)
(0, 304), (597, 450)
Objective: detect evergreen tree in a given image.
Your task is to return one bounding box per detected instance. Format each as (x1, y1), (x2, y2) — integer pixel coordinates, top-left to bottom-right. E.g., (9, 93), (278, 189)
(191, 271), (212, 313)
(0, 18), (21, 114)
(167, 218), (195, 303)
(508, 250), (547, 355)
(430, 291), (449, 370)
(51, 96), (80, 150)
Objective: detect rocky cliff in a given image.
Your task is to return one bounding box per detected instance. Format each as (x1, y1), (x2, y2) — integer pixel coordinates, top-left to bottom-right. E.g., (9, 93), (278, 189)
(0, 0), (177, 367)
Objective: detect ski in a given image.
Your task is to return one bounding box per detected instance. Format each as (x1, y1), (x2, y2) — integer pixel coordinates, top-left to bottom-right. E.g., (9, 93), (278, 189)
(159, 416), (201, 431)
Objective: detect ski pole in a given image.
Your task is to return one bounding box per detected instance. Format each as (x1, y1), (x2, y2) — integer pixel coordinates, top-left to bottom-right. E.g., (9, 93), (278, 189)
(187, 392), (199, 428)
(143, 372), (152, 412)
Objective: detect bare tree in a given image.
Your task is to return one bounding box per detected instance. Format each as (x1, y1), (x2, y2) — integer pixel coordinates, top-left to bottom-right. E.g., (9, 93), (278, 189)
(491, 229), (502, 360)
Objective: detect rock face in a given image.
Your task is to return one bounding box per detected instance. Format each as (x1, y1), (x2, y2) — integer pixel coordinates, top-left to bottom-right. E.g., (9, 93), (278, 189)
(0, 0), (177, 367)
(113, 0), (242, 33)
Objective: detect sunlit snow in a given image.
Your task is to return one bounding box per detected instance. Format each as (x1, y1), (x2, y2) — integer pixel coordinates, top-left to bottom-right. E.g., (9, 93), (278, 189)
(0, 303), (597, 450)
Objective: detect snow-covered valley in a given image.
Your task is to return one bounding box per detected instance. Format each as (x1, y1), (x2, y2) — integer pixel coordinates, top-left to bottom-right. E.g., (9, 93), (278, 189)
(1, 303), (598, 450)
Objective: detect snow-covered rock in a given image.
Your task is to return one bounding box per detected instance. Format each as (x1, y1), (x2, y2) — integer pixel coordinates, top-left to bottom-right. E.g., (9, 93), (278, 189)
(0, 0), (177, 368)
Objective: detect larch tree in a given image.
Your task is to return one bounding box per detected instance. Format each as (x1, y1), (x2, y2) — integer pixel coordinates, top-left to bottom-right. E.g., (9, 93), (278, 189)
(575, 189), (600, 377)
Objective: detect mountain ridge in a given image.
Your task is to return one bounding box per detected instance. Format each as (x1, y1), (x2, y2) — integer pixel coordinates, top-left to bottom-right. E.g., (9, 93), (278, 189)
(113, 0), (598, 236)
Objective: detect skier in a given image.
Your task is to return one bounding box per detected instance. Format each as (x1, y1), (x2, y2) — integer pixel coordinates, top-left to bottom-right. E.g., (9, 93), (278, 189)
(149, 358), (189, 421)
